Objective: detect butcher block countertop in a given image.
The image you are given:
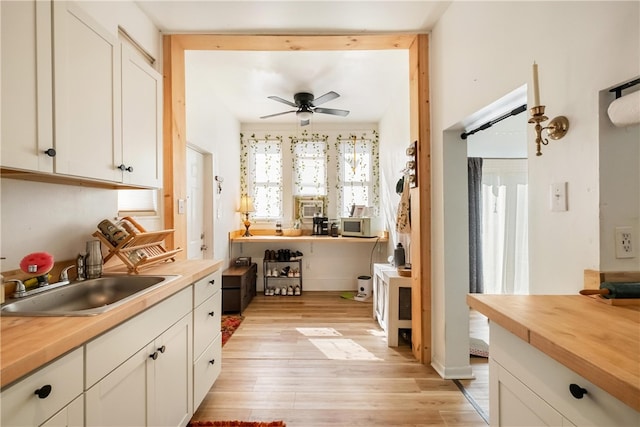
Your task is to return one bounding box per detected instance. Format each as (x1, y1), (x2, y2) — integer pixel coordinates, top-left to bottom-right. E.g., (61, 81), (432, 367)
(467, 294), (640, 412)
(0, 259), (222, 389)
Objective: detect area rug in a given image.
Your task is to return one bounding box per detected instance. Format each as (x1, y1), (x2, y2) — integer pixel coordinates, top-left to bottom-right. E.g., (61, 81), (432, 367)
(221, 314), (244, 346)
(188, 421), (285, 427)
(469, 337), (489, 358)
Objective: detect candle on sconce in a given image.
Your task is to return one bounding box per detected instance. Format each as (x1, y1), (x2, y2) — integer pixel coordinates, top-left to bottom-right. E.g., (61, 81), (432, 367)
(532, 61), (541, 106)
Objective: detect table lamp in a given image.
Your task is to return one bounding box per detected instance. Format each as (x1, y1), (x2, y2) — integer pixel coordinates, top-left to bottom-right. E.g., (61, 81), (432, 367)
(238, 196), (255, 237)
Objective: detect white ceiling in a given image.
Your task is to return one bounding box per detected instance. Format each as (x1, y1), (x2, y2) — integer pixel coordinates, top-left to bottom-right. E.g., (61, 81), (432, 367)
(135, 1), (452, 124)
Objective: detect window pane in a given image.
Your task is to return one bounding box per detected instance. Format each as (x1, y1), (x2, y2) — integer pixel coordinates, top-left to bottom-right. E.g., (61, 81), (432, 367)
(254, 185), (282, 217)
(293, 139), (327, 196)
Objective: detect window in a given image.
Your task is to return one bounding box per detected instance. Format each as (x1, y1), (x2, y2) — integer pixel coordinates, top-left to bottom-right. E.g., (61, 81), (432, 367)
(117, 189), (159, 217)
(336, 136), (379, 218)
(241, 136), (283, 219)
(240, 130), (379, 222)
(291, 137), (327, 196)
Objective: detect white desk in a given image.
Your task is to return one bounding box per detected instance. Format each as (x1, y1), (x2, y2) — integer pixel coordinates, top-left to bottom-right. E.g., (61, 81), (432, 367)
(373, 263), (412, 346)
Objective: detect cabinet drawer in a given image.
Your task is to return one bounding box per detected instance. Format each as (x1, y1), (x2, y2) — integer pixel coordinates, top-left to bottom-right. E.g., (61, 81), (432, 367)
(491, 323), (640, 426)
(194, 290), (222, 359)
(194, 269), (221, 307)
(193, 333), (222, 411)
(1, 347), (83, 427)
(86, 286), (192, 388)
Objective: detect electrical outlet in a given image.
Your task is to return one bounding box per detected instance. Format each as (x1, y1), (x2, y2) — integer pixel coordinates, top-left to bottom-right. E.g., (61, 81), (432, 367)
(615, 227), (635, 258)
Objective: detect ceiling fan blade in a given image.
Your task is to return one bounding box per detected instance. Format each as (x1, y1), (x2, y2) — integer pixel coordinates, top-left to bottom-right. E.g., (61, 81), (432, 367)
(267, 95), (296, 108)
(313, 107), (349, 117)
(311, 91), (339, 106)
(260, 110), (297, 119)
(300, 119), (310, 127)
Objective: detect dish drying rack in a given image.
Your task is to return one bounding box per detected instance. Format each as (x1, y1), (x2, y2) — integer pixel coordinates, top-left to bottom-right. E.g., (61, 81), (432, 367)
(92, 217), (182, 273)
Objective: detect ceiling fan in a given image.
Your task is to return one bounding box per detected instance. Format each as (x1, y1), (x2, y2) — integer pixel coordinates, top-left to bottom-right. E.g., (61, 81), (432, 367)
(260, 91), (350, 126)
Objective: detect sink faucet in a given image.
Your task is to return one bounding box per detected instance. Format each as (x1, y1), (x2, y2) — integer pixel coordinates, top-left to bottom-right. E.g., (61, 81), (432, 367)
(4, 279), (26, 298)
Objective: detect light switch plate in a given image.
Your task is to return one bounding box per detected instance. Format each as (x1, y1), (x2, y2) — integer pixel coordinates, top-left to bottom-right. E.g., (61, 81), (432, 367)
(178, 199), (186, 214)
(550, 182), (568, 212)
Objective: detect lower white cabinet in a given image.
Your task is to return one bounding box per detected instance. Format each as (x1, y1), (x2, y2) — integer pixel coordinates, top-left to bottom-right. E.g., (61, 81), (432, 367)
(85, 287), (193, 427)
(0, 267), (223, 426)
(42, 395), (84, 427)
(85, 313), (192, 427)
(0, 347), (84, 427)
(490, 322), (640, 427)
(192, 270), (223, 411)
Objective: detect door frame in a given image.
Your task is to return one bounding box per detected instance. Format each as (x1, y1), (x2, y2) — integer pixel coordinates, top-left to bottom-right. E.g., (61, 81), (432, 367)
(162, 34), (431, 363)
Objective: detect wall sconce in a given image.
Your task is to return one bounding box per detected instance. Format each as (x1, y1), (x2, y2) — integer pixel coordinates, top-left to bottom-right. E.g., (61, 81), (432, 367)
(238, 195), (255, 237)
(528, 62), (570, 156)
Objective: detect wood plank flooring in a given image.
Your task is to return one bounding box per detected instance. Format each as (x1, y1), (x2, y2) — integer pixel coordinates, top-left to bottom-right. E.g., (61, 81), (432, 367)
(192, 292), (488, 426)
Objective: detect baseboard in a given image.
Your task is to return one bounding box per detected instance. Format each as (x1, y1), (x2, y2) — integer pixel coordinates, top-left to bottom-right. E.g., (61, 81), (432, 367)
(431, 357), (475, 380)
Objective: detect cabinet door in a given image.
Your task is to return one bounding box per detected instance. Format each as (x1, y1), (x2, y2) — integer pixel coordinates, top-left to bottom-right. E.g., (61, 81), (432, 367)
(148, 314), (193, 427)
(193, 333), (222, 411)
(120, 43), (162, 187)
(1, 348), (83, 427)
(41, 394), (83, 427)
(491, 360), (574, 427)
(194, 290), (222, 359)
(85, 342), (152, 426)
(1, 0), (54, 172)
(52, 1), (120, 182)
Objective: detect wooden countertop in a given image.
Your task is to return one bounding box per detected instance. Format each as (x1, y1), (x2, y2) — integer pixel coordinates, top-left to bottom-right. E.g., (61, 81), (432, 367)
(467, 294), (640, 412)
(231, 235), (387, 243)
(0, 259), (223, 389)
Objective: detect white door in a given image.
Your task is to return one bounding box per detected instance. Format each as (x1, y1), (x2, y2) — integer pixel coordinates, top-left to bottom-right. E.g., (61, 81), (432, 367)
(187, 147), (205, 259)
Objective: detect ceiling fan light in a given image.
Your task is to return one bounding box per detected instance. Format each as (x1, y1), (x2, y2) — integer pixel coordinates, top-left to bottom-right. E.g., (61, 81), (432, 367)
(297, 110), (313, 121)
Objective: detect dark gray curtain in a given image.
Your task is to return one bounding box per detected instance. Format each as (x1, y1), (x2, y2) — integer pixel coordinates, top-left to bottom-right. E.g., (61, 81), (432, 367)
(468, 157), (484, 293)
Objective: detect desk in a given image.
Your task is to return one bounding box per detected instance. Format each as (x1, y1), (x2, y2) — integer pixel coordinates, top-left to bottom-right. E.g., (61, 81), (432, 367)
(373, 263), (412, 346)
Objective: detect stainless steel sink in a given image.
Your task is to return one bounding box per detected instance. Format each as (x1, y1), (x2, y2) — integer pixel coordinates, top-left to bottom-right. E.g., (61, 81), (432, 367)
(0, 275), (180, 316)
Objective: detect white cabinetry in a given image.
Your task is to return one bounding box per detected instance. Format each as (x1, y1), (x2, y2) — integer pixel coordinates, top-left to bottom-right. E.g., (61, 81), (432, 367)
(52, 0), (120, 182)
(0, 347), (84, 427)
(192, 270), (223, 410)
(490, 322), (640, 427)
(85, 287), (193, 427)
(1, 0), (162, 188)
(120, 43), (162, 187)
(0, 0), (54, 173)
(373, 263), (411, 347)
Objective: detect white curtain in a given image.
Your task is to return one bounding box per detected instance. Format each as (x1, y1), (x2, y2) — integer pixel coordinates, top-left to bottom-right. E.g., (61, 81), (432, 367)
(481, 159), (528, 295)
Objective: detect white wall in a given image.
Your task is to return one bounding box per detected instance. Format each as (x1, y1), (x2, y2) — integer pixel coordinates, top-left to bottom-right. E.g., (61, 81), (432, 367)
(430, 1), (640, 377)
(378, 48), (412, 260)
(599, 86), (640, 270)
(0, 0), (162, 273)
(185, 52), (243, 266)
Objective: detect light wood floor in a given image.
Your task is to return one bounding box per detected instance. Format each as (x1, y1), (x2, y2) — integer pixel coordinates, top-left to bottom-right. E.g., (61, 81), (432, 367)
(192, 292), (488, 427)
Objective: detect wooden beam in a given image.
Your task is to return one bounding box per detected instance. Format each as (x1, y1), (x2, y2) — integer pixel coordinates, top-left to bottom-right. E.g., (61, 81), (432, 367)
(162, 35), (187, 257)
(409, 34), (431, 363)
(162, 34), (432, 364)
(168, 34), (417, 51)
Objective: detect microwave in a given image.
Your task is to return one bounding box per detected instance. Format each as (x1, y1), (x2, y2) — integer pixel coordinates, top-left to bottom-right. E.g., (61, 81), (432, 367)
(341, 217), (374, 238)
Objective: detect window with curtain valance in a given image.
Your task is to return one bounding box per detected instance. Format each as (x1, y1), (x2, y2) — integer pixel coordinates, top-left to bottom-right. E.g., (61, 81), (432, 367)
(240, 130), (379, 222)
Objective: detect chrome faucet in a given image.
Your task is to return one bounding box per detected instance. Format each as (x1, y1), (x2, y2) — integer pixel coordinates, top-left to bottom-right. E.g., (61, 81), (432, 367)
(4, 279), (26, 298)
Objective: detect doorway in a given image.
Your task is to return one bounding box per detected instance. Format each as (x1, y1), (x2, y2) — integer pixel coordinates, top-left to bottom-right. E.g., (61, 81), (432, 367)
(186, 145), (215, 260)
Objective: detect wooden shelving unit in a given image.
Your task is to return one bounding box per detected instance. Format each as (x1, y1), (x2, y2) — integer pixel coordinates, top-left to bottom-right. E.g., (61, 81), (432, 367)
(93, 217), (182, 273)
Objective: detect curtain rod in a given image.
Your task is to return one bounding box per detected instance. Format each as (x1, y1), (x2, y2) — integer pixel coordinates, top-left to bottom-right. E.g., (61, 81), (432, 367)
(461, 104), (527, 140)
(609, 78), (640, 99)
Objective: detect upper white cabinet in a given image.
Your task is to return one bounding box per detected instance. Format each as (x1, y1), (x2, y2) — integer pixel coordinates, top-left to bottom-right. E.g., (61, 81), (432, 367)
(120, 43), (163, 188)
(0, 0), (54, 173)
(1, 0), (162, 188)
(53, 0), (121, 182)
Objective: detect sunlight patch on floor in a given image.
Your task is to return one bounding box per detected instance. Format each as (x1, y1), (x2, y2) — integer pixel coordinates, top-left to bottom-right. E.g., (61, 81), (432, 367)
(367, 329), (386, 337)
(309, 338), (382, 361)
(296, 327), (342, 337)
